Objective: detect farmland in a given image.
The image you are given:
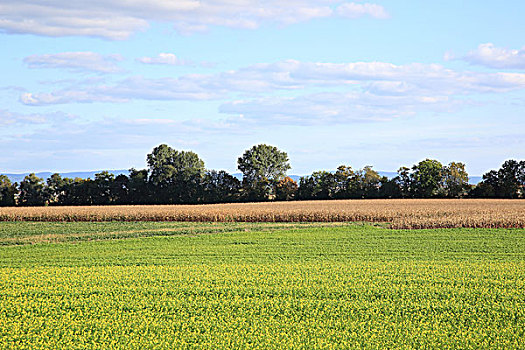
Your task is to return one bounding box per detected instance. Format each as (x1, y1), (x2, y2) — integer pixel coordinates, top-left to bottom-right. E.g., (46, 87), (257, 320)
(0, 221), (353, 245)
(0, 199), (524, 229)
(0, 221), (524, 349)
(1, 200), (524, 348)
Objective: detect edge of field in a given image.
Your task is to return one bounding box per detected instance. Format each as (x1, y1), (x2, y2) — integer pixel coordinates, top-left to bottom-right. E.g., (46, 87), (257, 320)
(0, 221), (389, 246)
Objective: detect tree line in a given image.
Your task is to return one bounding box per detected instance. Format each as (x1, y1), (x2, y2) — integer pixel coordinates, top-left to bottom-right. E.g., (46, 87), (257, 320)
(1, 144), (524, 206)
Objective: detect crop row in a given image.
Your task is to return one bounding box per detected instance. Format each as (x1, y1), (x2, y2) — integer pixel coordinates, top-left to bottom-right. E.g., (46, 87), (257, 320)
(0, 199), (524, 229)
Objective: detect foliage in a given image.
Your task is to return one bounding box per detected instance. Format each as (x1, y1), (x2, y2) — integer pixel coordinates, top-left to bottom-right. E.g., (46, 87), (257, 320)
(147, 144), (206, 203)
(275, 177), (298, 201)
(237, 144), (290, 200)
(202, 170), (241, 203)
(18, 173), (46, 206)
(472, 160), (525, 198)
(0, 175), (16, 206)
(1, 144), (524, 205)
(410, 159), (444, 197)
(442, 162), (469, 197)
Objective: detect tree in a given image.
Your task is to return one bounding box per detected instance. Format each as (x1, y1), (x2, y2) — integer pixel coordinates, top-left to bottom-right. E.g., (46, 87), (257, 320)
(495, 160), (524, 198)
(410, 159), (444, 197)
(93, 171), (115, 205)
(0, 175), (16, 206)
(519, 161), (525, 187)
(45, 173), (68, 204)
(358, 166), (383, 198)
(297, 176), (315, 200)
(473, 160), (525, 198)
(128, 168), (150, 204)
(471, 170), (499, 198)
(237, 144), (291, 200)
(19, 173), (46, 206)
(112, 174), (130, 204)
(147, 144), (205, 203)
(395, 167), (412, 198)
(202, 170), (241, 203)
(442, 162), (469, 197)
(333, 165), (355, 198)
(297, 171), (336, 200)
(378, 177), (401, 198)
(58, 177), (92, 205)
(275, 177), (298, 201)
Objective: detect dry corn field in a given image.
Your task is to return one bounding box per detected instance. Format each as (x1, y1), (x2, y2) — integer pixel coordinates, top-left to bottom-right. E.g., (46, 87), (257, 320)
(0, 199), (524, 229)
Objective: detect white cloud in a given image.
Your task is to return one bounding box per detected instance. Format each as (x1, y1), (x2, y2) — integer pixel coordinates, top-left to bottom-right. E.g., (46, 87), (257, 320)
(137, 53), (193, 66)
(219, 92), (459, 126)
(460, 43), (525, 69)
(20, 91), (126, 105)
(20, 59), (525, 106)
(24, 52), (124, 73)
(0, 1), (389, 39)
(0, 110), (247, 172)
(336, 3), (389, 19)
(20, 75), (225, 105)
(0, 109), (74, 126)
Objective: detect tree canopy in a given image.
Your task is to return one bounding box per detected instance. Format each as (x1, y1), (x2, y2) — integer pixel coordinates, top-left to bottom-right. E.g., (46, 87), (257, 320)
(237, 144), (291, 200)
(0, 144), (523, 207)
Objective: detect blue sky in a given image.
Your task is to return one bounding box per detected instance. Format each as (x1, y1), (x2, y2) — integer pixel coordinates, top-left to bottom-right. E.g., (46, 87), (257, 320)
(1, 0), (524, 176)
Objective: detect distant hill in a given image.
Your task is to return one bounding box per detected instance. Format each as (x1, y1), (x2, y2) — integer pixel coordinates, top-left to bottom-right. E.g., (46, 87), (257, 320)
(3, 170), (482, 185)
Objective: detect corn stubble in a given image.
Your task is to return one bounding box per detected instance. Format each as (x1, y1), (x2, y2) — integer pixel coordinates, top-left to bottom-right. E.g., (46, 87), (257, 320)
(1, 199), (524, 229)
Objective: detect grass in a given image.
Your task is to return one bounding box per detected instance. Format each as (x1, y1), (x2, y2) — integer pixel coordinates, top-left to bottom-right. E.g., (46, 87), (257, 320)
(0, 222), (524, 349)
(0, 221), (360, 245)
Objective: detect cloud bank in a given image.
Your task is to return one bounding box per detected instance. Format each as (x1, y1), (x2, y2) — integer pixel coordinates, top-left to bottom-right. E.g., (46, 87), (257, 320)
(20, 60), (525, 104)
(137, 53), (193, 66)
(24, 52), (124, 73)
(0, 1), (389, 39)
(17, 58), (525, 127)
(453, 43), (525, 69)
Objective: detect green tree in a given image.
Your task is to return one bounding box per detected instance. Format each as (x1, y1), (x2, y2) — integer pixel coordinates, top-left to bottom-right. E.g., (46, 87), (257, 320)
(0, 175), (17, 206)
(19, 173), (46, 206)
(442, 162), (469, 197)
(473, 160), (525, 198)
(333, 165), (355, 198)
(378, 177), (401, 198)
(358, 166), (383, 198)
(45, 173), (68, 204)
(297, 171), (336, 200)
(112, 174), (130, 204)
(128, 168), (150, 204)
(471, 170), (498, 198)
(395, 166), (412, 198)
(237, 144), (291, 200)
(297, 176), (315, 200)
(147, 144), (205, 203)
(72, 178), (94, 205)
(410, 159), (444, 197)
(497, 160), (523, 198)
(202, 170), (241, 203)
(93, 171), (115, 205)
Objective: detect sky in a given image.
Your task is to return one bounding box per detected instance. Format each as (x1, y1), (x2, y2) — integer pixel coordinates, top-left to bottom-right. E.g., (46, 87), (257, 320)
(1, 0), (524, 176)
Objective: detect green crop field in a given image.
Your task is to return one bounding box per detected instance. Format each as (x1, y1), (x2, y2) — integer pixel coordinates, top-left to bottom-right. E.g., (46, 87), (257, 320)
(0, 222), (524, 349)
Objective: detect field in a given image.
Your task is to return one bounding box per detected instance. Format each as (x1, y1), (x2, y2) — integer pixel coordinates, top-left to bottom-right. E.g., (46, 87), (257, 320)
(0, 220), (524, 349)
(0, 221), (354, 245)
(1, 199), (525, 229)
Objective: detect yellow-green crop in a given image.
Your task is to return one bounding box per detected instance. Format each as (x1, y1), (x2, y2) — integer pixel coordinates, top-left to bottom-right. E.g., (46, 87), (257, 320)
(0, 223), (524, 349)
